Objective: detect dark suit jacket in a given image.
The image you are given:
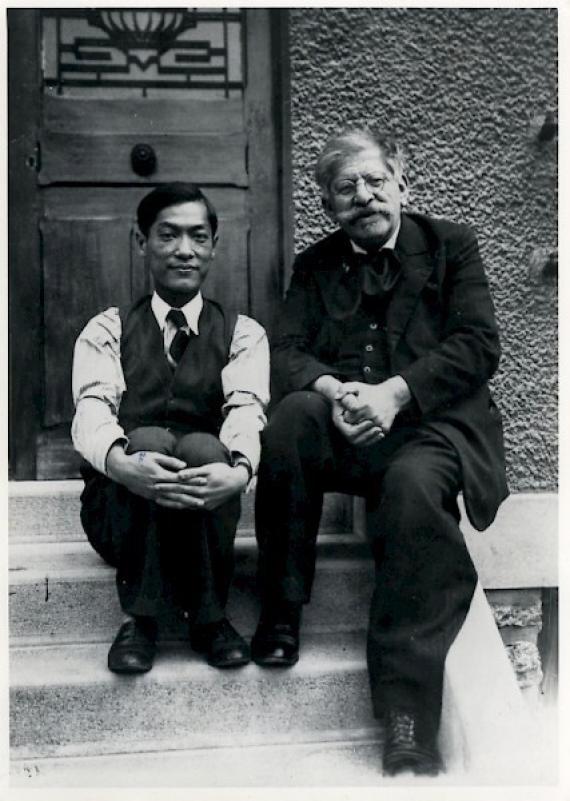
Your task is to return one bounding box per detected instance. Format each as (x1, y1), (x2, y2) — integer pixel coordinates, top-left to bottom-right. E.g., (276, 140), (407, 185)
(272, 211), (508, 531)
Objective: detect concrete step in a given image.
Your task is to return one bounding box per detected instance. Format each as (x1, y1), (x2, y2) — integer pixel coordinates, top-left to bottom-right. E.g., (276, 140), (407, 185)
(10, 631), (376, 756)
(8, 484), (557, 786)
(10, 731), (465, 787)
(9, 537), (373, 643)
(10, 585), (552, 785)
(10, 482), (558, 590)
(8, 479), (353, 541)
(11, 535), (549, 653)
(11, 707), (555, 788)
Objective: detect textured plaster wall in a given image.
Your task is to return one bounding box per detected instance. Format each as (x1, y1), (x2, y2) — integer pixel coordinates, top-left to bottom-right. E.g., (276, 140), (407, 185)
(289, 7), (558, 492)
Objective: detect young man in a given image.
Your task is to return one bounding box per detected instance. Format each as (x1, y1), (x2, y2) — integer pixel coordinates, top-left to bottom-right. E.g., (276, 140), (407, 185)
(251, 128), (508, 776)
(72, 183), (269, 674)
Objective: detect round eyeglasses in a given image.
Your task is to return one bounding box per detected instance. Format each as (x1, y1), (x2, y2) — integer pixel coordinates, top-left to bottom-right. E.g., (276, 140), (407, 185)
(331, 174), (391, 198)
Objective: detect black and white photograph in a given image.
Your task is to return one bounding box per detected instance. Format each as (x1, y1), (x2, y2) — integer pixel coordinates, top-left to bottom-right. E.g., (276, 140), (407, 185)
(5, 2), (561, 796)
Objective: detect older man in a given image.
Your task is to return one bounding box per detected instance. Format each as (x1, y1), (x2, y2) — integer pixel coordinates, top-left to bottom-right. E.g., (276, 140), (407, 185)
(72, 183), (269, 674)
(251, 128), (507, 776)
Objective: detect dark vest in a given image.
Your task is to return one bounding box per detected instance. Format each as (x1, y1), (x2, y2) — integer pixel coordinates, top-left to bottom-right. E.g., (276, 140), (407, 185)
(331, 293), (392, 384)
(118, 295), (236, 435)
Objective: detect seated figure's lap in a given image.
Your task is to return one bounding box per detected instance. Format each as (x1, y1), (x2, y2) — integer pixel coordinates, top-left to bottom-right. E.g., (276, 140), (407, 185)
(384, 433), (460, 487)
(268, 391), (330, 434)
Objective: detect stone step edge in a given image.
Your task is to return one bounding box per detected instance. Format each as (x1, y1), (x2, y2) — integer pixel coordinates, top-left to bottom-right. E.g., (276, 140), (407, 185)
(9, 537), (371, 582)
(9, 731), (473, 787)
(9, 630), (367, 689)
(10, 623), (367, 650)
(8, 738), (472, 788)
(9, 479), (85, 496)
(11, 725), (382, 764)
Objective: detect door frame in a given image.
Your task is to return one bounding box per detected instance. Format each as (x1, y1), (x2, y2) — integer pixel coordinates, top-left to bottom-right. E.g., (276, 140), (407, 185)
(8, 8), (292, 480)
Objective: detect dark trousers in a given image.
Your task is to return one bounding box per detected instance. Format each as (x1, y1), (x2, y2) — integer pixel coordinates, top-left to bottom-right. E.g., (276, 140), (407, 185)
(80, 427), (241, 625)
(255, 391), (478, 728)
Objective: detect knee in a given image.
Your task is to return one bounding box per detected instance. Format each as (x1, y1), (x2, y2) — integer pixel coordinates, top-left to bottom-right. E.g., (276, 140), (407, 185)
(126, 426), (176, 455)
(265, 391), (330, 442)
(381, 460), (438, 508)
(175, 432), (230, 467)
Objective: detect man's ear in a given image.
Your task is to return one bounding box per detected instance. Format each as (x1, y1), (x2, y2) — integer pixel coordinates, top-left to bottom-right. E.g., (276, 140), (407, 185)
(135, 228), (147, 255)
(211, 232), (219, 256)
(398, 173), (410, 207)
(321, 195), (336, 222)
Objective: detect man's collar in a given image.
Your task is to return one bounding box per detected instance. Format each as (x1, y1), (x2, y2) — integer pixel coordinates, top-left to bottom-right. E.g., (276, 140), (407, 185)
(151, 291), (203, 335)
(350, 219), (401, 255)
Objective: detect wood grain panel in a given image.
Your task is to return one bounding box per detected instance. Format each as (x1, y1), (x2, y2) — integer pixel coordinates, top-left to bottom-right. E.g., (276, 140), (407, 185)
(8, 10), (41, 478)
(200, 218), (249, 316)
(43, 96), (244, 134)
(44, 186), (248, 221)
(39, 132), (248, 186)
(245, 10), (284, 333)
(42, 218), (135, 426)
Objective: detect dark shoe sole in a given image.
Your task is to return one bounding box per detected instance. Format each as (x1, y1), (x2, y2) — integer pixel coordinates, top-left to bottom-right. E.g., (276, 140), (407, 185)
(252, 651), (299, 668)
(382, 748), (442, 777)
(253, 656), (299, 667)
(108, 661), (154, 675)
(207, 654), (251, 669)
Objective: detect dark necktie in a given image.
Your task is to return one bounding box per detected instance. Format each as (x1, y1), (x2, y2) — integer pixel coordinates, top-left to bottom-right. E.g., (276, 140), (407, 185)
(166, 308), (191, 365)
(352, 248), (401, 297)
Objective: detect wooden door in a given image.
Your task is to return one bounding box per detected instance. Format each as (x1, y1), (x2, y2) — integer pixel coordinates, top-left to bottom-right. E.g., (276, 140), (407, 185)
(9, 9), (288, 479)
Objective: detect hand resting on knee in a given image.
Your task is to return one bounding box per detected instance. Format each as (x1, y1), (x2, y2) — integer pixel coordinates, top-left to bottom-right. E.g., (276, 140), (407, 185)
(107, 443), (248, 511)
(155, 462), (249, 511)
(106, 442), (187, 501)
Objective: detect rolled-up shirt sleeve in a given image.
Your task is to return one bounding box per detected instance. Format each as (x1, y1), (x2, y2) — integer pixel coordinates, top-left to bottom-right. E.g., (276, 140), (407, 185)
(220, 314), (270, 475)
(71, 308), (127, 475)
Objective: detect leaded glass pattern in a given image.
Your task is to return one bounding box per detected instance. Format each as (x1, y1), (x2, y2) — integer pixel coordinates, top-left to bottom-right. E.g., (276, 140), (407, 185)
(41, 8), (245, 98)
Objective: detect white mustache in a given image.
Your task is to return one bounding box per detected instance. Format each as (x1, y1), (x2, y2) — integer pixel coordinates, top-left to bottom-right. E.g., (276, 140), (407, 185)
(351, 208), (389, 222)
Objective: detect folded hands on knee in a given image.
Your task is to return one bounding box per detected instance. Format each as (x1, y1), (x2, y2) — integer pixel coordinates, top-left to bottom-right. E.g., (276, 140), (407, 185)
(106, 444), (248, 511)
(332, 376), (411, 447)
(154, 462), (248, 510)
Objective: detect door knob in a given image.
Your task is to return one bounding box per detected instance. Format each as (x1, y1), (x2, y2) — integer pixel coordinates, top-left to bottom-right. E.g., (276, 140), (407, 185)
(131, 143), (157, 177)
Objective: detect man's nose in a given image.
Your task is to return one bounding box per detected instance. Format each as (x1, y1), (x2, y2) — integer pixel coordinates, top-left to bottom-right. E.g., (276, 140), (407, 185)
(353, 178), (374, 204)
(175, 234), (194, 257)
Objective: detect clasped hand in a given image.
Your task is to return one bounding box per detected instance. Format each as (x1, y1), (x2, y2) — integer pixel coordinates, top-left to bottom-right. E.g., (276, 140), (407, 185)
(106, 446), (248, 511)
(331, 377), (408, 447)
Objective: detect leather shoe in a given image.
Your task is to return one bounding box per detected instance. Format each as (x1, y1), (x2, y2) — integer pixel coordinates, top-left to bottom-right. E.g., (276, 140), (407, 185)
(108, 617), (157, 674)
(382, 707), (443, 777)
(251, 605), (301, 667)
(191, 618), (250, 668)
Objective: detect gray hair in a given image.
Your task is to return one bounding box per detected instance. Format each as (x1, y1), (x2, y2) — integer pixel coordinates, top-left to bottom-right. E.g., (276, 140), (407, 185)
(315, 127), (407, 199)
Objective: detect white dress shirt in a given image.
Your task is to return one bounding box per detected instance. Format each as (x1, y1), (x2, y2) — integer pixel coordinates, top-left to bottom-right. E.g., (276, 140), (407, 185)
(72, 291), (270, 477)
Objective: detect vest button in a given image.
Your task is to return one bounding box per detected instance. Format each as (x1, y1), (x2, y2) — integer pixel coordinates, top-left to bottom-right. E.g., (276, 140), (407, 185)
(363, 366), (371, 374)
(369, 322), (378, 330)
(365, 344), (374, 352)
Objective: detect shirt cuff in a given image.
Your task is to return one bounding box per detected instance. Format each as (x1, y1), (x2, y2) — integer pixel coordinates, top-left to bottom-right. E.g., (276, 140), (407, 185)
(91, 426), (129, 476)
(231, 452), (253, 482)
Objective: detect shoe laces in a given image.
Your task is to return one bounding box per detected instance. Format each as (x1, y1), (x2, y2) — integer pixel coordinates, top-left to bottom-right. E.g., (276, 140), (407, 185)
(387, 710), (416, 747)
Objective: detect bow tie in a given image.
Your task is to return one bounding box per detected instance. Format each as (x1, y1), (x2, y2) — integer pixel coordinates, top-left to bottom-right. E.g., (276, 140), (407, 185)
(350, 248), (401, 297)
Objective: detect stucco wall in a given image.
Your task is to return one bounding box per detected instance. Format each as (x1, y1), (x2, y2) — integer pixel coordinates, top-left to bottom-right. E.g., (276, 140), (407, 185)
(289, 7), (558, 492)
